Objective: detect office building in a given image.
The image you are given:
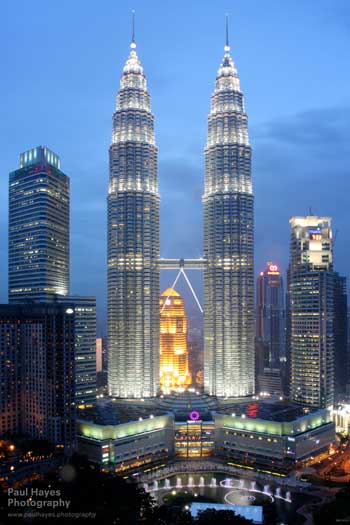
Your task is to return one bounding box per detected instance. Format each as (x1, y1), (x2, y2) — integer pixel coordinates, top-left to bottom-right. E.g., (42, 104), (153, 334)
(203, 26), (254, 397)
(107, 30), (160, 398)
(0, 304), (75, 454)
(255, 262), (285, 394)
(8, 147), (97, 408)
(288, 216), (346, 409)
(56, 296), (97, 408)
(159, 288), (191, 391)
(9, 146), (69, 303)
(333, 276), (348, 396)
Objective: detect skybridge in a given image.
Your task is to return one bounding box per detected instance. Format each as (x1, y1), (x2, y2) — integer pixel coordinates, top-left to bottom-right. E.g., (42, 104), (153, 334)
(158, 258), (206, 314)
(158, 258), (206, 271)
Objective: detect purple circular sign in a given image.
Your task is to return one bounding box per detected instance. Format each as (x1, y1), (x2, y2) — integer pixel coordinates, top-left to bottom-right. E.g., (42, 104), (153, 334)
(189, 410), (200, 421)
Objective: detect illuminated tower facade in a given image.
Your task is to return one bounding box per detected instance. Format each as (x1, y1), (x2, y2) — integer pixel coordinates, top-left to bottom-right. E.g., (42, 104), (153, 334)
(107, 31), (160, 398)
(255, 262), (285, 395)
(203, 26), (254, 397)
(256, 262), (285, 370)
(9, 146), (69, 302)
(288, 216), (337, 408)
(160, 288), (191, 391)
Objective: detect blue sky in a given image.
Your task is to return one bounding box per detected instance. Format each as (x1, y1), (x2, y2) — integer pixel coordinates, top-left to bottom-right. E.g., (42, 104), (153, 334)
(2, 0), (350, 330)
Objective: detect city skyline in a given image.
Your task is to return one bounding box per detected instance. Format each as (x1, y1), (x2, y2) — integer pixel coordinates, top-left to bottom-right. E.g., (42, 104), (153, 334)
(1, 6), (350, 520)
(1, 1), (350, 327)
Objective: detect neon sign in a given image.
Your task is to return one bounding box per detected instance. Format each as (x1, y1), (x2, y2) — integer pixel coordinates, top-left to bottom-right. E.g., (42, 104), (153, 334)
(189, 410), (200, 421)
(246, 403), (259, 418)
(267, 263), (280, 276)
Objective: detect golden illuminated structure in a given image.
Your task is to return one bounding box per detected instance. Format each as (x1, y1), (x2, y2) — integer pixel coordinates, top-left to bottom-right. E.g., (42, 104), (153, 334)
(160, 288), (191, 391)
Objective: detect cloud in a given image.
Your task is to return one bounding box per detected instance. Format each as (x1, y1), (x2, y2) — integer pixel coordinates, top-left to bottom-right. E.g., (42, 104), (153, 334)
(252, 106), (350, 276)
(254, 107), (350, 148)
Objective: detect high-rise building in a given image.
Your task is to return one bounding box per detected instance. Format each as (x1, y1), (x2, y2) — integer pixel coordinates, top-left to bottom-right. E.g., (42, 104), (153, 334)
(56, 296), (97, 408)
(0, 303), (75, 454)
(333, 275), (348, 397)
(107, 31), (160, 398)
(9, 146), (69, 303)
(159, 288), (191, 391)
(8, 147), (96, 407)
(255, 262), (285, 394)
(203, 27), (254, 397)
(288, 216), (346, 409)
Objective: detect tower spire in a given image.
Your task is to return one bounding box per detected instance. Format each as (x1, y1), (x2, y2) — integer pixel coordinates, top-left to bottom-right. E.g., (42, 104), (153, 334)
(131, 10), (136, 49)
(224, 14), (230, 52)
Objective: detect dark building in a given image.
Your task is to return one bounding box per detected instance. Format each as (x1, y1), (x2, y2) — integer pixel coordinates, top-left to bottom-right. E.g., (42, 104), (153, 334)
(333, 275), (348, 397)
(255, 262), (285, 395)
(0, 304), (75, 454)
(56, 296), (97, 408)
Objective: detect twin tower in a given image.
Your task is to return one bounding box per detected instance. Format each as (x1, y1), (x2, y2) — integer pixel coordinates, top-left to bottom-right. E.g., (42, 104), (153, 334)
(107, 26), (254, 399)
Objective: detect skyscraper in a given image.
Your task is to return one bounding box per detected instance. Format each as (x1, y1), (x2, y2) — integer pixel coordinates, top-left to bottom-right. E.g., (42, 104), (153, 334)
(256, 263), (285, 368)
(8, 147), (97, 407)
(107, 30), (160, 398)
(9, 146), (69, 303)
(288, 216), (346, 409)
(203, 25), (254, 397)
(255, 263), (285, 395)
(0, 304), (75, 454)
(333, 276), (348, 396)
(160, 288), (191, 391)
(56, 296), (97, 408)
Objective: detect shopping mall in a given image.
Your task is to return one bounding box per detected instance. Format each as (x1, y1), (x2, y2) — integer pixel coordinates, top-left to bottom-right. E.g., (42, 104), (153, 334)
(77, 391), (335, 476)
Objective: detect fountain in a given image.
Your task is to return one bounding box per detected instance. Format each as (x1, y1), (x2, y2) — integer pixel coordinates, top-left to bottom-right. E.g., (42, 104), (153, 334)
(250, 481), (256, 490)
(239, 479), (244, 489)
(176, 477), (182, 488)
(210, 477), (217, 487)
(286, 491), (291, 502)
(164, 479), (170, 489)
(143, 483), (148, 492)
(263, 484), (270, 494)
(188, 476), (194, 487)
(153, 480), (158, 491)
(276, 487), (281, 497)
(199, 476), (205, 487)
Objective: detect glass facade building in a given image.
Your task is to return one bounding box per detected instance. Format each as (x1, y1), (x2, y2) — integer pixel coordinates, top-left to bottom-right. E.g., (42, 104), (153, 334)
(288, 216), (347, 408)
(255, 263), (285, 395)
(9, 146), (69, 302)
(107, 37), (160, 398)
(56, 296), (97, 408)
(203, 35), (254, 397)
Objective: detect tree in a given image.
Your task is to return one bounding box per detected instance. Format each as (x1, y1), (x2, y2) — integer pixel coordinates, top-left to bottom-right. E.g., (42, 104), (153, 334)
(313, 487), (350, 525)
